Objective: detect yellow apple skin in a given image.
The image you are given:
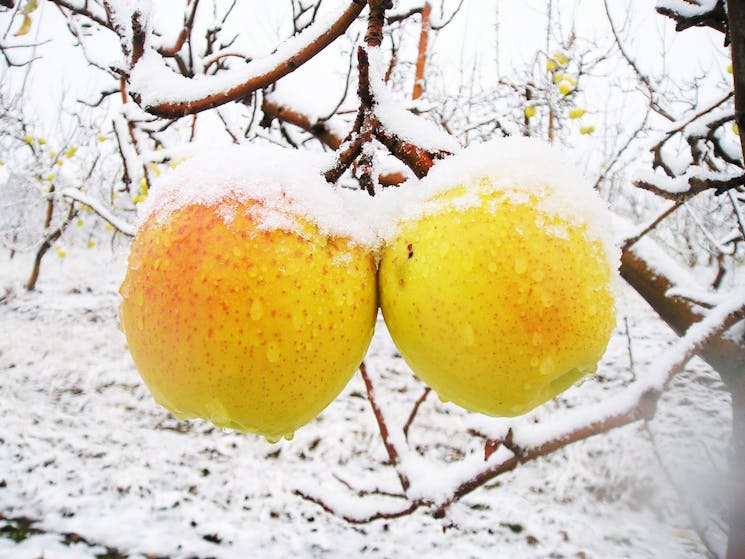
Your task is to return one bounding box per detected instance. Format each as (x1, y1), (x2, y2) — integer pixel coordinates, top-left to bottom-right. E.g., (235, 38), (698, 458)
(378, 187), (615, 416)
(119, 199), (377, 441)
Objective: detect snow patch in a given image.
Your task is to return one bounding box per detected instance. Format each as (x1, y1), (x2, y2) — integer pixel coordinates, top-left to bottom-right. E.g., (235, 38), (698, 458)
(137, 142), (378, 249)
(374, 137), (619, 276)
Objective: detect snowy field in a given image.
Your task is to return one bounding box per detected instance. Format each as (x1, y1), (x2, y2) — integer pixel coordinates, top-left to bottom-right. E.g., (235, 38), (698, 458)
(0, 246), (732, 559)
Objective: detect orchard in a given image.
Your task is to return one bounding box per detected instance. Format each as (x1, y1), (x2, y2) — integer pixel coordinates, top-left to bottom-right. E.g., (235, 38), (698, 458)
(1, 1), (744, 558)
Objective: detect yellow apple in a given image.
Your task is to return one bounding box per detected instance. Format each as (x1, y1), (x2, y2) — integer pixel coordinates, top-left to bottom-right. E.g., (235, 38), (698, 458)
(119, 194), (377, 442)
(378, 143), (616, 417)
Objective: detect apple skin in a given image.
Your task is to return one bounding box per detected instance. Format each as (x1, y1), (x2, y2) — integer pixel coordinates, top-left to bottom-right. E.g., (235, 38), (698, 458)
(119, 198), (377, 441)
(378, 186), (616, 417)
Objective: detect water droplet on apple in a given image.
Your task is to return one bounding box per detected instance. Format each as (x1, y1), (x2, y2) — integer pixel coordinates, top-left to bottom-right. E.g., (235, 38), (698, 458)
(266, 341), (280, 363)
(463, 323), (475, 346)
(539, 291), (552, 307)
(291, 309), (303, 330)
(514, 257), (527, 275)
(488, 262), (497, 273)
(439, 242), (450, 256)
(540, 356), (554, 376)
(250, 299), (264, 321)
(265, 434), (280, 444)
(119, 281), (130, 298)
(283, 432), (295, 441)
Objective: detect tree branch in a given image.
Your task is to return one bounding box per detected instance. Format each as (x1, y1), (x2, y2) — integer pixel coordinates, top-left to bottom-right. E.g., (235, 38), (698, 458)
(134, 1), (366, 118)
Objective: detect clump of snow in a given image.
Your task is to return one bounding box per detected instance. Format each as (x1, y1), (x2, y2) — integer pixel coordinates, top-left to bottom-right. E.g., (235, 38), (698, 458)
(105, 0), (152, 65)
(374, 137), (619, 276)
(366, 46), (462, 154)
(138, 142), (378, 249)
(656, 0), (718, 18)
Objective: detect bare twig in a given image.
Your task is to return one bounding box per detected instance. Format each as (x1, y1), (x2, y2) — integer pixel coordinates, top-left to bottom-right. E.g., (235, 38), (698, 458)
(359, 362), (410, 491)
(403, 386), (431, 440)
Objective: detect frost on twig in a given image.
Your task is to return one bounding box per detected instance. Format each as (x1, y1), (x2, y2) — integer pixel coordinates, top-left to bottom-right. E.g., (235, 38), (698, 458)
(60, 188), (136, 236)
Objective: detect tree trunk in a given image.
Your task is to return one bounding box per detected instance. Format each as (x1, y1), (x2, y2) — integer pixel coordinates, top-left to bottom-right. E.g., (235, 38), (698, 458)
(620, 246), (745, 559)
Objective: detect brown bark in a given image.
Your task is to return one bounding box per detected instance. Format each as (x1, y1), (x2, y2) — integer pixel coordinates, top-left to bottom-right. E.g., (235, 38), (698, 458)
(412, 3), (430, 100)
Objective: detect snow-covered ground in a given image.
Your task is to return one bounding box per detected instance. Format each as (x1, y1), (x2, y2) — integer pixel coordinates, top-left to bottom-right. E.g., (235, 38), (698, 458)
(0, 246), (732, 559)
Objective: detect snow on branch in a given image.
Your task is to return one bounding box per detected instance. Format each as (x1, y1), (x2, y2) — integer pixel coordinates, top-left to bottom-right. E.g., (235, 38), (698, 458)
(60, 188), (136, 236)
(656, 0), (728, 35)
(127, 1), (366, 119)
(366, 45), (459, 154)
(633, 166), (745, 201)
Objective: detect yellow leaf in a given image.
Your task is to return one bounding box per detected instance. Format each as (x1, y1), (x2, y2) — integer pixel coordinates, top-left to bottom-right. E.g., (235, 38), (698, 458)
(733, 123), (740, 135)
(14, 15), (32, 37)
(55, 246), (67, 259)
(0, 161), (5, 166)
(580, 125), (596, 135)
(553, 51), (570, 66)
(728, 63), (734, 74)
(76, 219), (84, 227)
(558, 80), (574, 95)
(55, 159), (63, 167)
(22, 0), (38, 16)
(23, 135), (33, 145)
(97, 135), (106, 142)
(49, 150), (57, 158)
(38, 138), (46, 145)
(552, 71), (564, 84)
(65, 146), (77, 158)
(88, 240), (97, 248)
(45, 173), (55, 182)
(104, 223), (113, 231)
(524, 106), (537, 119)
(545, 59), (558, 73)
(568, 108), (586, 119)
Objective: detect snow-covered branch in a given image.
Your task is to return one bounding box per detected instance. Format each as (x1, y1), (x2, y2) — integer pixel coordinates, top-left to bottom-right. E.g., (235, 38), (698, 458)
(127, 1), (366, 118)
(60, 187), (136, 236)
(656, 0), (728, 35)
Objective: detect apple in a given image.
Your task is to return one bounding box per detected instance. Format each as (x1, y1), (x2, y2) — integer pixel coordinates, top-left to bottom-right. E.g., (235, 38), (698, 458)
(378, 139), (617, 417)
(119, 148), (378, 442)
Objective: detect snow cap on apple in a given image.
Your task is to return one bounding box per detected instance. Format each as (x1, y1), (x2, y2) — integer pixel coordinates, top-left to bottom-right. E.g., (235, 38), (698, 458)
(377, 137), (619, 417)
(119, 143), (378, 442)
